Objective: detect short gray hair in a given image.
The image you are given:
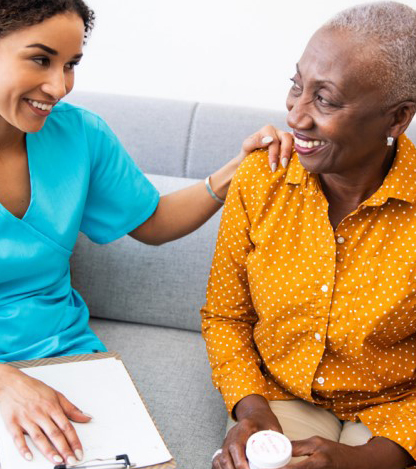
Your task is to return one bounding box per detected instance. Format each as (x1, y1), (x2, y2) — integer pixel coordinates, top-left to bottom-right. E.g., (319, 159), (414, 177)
(323, 1), (416, 107)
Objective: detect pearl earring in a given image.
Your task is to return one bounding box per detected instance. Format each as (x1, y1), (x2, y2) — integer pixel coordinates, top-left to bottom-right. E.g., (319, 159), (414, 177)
(387, 136), (394, 146)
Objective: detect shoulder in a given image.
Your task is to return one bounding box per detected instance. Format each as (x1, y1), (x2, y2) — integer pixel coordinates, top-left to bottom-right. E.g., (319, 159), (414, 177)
(42, 101), (120, 153)
(47, 101), (108, 132)
(234, 149), (288, 197)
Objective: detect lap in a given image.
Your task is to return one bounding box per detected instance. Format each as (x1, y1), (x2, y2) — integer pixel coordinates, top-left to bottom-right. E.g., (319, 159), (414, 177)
(226, 399), (372, 463)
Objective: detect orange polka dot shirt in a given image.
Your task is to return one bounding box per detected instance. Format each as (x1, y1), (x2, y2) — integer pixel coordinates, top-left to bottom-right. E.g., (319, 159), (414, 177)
(201, 134), (416, 459)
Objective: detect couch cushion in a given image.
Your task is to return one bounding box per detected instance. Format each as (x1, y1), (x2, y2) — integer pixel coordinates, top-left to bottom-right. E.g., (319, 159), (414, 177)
(66, 92), (196, 177)
(71, 174), (220, 332)
(90, 318), (227, 469)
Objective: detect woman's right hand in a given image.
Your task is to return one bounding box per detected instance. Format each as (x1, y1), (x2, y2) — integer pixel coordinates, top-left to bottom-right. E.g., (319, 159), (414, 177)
(0, 364), (91, 465)
(212, 395), (283, 469)
(236, 125), (294, 172)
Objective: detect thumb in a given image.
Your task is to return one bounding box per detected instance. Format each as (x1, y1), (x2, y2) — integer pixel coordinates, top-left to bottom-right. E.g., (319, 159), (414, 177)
(57, 393), (92, 423)
(290, 439), (316, 458)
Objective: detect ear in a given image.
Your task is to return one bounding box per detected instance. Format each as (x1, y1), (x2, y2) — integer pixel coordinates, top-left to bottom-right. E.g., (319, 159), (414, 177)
(387, 100), (416, 138)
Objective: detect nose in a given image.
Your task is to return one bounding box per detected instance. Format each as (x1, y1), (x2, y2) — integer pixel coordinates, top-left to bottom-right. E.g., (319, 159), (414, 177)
(286, 94), (314, 131)
(40, 69), (70, 101)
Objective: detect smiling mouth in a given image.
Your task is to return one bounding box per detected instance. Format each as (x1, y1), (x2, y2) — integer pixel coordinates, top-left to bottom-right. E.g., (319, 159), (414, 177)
(294, 136), (326, 149)
(293, 134), (328, 156)
(26, 99), (54, 111)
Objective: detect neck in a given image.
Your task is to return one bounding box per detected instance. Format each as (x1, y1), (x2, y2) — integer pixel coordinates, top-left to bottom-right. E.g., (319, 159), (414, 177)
(0, 117), (26, 153)
(319, 144), (396, 208)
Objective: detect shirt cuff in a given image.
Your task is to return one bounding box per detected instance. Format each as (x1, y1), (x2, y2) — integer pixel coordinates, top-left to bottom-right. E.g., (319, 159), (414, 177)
(358, 400), (416, 464)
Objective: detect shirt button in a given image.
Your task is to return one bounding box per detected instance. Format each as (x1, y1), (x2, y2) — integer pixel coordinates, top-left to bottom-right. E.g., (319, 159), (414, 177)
(337, 236), (345, 244)
(321, 285), (329, 292)
(315, 332), (321, 341)
(317, 377), (325, 385)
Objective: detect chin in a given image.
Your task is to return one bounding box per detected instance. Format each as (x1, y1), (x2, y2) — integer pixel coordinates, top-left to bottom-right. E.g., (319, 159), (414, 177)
(17, 119), (47, 134)
(298, 155), (325, 174)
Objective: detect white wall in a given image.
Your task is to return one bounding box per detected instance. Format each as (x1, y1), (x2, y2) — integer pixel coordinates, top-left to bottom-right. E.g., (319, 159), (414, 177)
(76, 0), (416, 112)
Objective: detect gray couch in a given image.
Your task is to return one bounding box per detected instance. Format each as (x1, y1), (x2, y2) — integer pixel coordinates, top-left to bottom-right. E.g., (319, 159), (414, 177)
(68, 92), (416, 469)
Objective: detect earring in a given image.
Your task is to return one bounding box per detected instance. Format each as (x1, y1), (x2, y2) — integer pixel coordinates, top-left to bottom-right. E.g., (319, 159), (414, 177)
(387, 136), (394, 146)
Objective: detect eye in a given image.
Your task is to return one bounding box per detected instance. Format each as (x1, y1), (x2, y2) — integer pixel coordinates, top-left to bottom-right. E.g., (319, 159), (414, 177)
(289, 77), (302, 94)
(316, 94), (339, 108)
(317, 95), (331, 105)
(65, 61), (80, 70)
(32, 57), (50, 67)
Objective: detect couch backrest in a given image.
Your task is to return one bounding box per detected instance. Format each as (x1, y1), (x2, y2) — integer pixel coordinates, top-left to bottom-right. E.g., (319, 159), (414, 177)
(68, 92), (416, 333)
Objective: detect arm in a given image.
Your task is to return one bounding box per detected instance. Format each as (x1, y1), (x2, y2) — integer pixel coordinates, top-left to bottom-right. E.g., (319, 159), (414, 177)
(285, 435), (413, 469)
(129, 127), (293, 245)
(0, 364), (91, 465)
(200, 157), (290, 469)
(283, 393), (416, 469)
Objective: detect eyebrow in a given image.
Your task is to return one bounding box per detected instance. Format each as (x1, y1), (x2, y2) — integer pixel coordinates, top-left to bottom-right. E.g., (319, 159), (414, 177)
(295, 63), (337, 88)
(26, 43), (83, 59)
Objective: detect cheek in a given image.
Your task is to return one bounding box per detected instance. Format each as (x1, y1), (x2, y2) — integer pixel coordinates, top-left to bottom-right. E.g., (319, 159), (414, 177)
(65, 73), (75, 95)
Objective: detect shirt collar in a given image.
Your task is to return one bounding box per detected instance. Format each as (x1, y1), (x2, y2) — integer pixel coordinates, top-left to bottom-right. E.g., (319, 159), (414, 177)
(284, 134), (416, 204)
(364, 134), (416, 206)
(284, 150), (320, 195)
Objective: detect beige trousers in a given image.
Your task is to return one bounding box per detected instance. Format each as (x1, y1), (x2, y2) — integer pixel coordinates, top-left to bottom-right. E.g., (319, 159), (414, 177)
(226, 399), (372, 463)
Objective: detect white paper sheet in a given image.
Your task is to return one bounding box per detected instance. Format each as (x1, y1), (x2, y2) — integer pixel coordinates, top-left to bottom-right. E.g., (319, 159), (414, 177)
(0, 358), (172, 469)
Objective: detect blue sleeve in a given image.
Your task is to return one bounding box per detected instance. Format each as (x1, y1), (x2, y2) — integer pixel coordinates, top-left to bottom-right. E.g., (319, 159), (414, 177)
(80, 112), (159, 244)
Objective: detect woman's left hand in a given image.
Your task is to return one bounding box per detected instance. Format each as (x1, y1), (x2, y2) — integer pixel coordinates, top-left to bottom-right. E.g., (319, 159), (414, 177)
(236, 125), (294, 171)
(286, 436), (413, 469)
(286, 437), (361, 469)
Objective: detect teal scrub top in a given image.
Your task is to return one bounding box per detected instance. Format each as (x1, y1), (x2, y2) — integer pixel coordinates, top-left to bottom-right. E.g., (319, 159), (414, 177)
(0, 102), (160, 362)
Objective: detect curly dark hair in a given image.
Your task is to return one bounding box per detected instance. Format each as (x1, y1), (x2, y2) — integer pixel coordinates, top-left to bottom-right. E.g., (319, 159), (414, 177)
(0, 0), (95, 41)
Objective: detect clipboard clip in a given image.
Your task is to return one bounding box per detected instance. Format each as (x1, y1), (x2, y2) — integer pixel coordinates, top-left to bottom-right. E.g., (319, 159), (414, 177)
(54, 454), (134, 469)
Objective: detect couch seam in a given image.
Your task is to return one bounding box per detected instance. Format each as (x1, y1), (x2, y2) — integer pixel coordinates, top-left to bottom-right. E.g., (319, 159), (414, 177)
(183, 102), (199, 178)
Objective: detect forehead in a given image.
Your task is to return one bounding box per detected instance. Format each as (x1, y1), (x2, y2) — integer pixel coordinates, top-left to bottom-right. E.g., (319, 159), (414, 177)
(298, 28), (380, 97)
(0, 13), (84, 52)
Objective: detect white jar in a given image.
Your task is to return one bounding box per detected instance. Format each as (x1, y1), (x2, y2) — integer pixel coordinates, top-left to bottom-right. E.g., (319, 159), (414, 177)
(246, 430), (292, 469)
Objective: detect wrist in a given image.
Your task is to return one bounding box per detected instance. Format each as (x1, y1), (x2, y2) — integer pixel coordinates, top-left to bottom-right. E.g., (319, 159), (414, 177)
(359, 437), (414, 469)
(209, 157), (240, 200)
(0, 364), (17, 393)
(234, 394), (274, 421)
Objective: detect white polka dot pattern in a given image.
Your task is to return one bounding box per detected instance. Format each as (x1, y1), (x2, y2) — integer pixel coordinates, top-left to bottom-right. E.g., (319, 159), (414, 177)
(201, 134), (416, 460)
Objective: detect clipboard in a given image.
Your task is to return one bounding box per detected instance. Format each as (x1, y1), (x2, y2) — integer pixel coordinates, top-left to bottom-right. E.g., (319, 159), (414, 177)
(4, 351), (177, 469)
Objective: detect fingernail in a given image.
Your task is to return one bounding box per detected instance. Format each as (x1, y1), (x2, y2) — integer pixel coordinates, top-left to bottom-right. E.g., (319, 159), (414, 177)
(75, 449), (83, 461)
(282, 157), (289, 168)
(67, 456), (77, 465)
(24, 452), (33, 461)
(271, 162), (277, 173)
(261, 136), (273, 144)
(82, 412), (93, 419)
(53, 455), (63, 463)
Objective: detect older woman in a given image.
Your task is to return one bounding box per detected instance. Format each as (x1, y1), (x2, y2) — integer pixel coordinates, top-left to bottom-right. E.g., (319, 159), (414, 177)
(202, 2), (416, 469)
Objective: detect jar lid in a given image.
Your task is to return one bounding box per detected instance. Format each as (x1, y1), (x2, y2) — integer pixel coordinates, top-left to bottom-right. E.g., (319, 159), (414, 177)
(246, 430), (292, 469)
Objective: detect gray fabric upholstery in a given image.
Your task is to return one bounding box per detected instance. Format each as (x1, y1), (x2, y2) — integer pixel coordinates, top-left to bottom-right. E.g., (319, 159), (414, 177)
(90, 318), (227, 469)
(72, 174), (220, 332)
(68, 91), (416, 469)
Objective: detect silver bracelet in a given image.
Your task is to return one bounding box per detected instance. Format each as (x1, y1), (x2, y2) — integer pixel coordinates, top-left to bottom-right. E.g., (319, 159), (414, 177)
(205, 176), (225, 204)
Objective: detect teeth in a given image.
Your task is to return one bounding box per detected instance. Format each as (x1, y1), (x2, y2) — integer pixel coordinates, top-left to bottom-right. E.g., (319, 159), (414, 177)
(27, 99), (53, 111)
(294, 137), (326, 148)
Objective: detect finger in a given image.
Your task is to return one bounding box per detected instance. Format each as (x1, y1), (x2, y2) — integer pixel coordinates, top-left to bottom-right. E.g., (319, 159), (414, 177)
(229, 442), (250, 469)
(284, 458), (315, 469)
(39, 417), (78, 465)
(279, 132), (294, 168)
(53, 412), (84, 461)
(241, 125), (277, 154)
(291, 438), (319, 457)
(217, 448), (237, 469)
(25, 423), (64, 465)
(9, 424), (33, 461)
(57, 393), (92, 423)
(267, 140), (281, 172)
